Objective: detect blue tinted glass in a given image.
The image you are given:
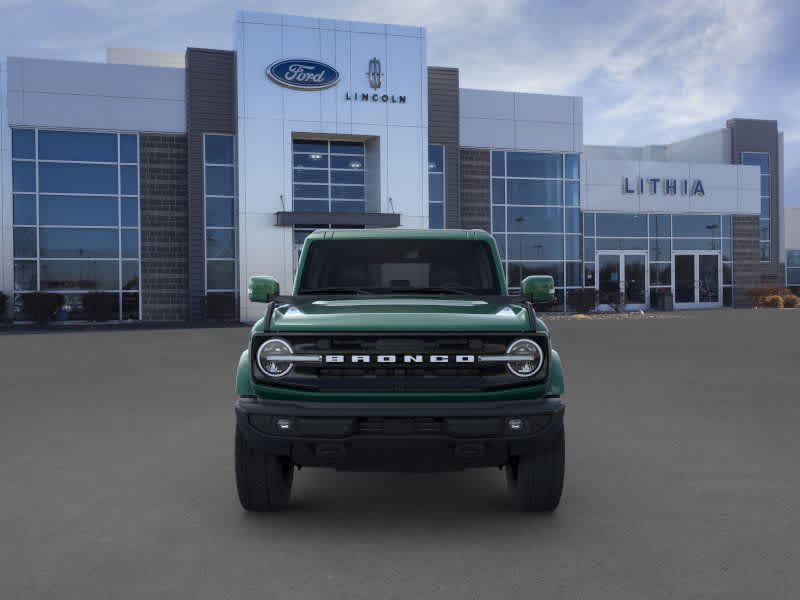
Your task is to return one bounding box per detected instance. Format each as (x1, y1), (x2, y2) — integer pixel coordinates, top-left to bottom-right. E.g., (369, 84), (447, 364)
(331, 185), (364, 200)
(207, 260), (236, 290)
(673, 238), (721, 251)
(492, 206), (505, 232)
(293, 140), (328, 154)
(38, 131), (117, 162)
(565, 181), (579, 206)
(673, 214), (721, 237)
(789, 268), (800, 285)
(40, 195), (118, 226)
(122, 293), (139, 320)
(650, 264), (671, 286)
(566, 235), (580, 260)
(40, 228), (118, 258)
(759, 220), (770, 240)
(595, 213), (647, 237)
(294, 168), (328, 184)
(12, 161), (36, 192)
(121, 198), (138, 226)
(565, 154), (579, 179)
(206, 197), (234, 227)
(565, 208), (580, 233)
(596, 238), (647, 251)
(206, 166), (234, 195)
(331, 155), (363, 169)
(760, 242), (770, 261)
(583, 238), (594, 261)
(491, 151), (505, 177)
(120, 134), (138, 163)
(294, 199), (329, 212)
(787, 251), (800, 268)
(294, 184), (328, 199)
(12, 129), (35, 159)
(332, 170), (364, 185)
(13, 194), (36, 225)
(760, 175), (770, 196)
(583, 213), (594, 236)
(493, 234), (506, 259)
(207, 229), (236, 258)
(722, 238), (732, 261)
(122, 261), (139, 290)
(14, 260), (37, 291)
(723, 263), (732, 285)
(205, 135), (234, 164)
(39, 163), (118, 194)
(121, 165), (138, 195)
(122, 229), (139, 258)
(507, 234), (564, 260)
(14, 227), (36, 258)
(331, 201), (365, 213)
(507, 152), (562, 178)
(761, 197), (770, 218)
(584, 262), (595, 286)
(294, 153), (329, 168)
(429, 202), (443, 229)
(428, 145), (444, 172)
(40, 260), (119, 290)
(507, 180), (562, 205)
(741, 152), (769, 174)
(492, 179), (505, 205)
(428, 174), (443, 204)
(649, 214), (671, 237)
(330, 141), (364, 155)
(649, 238), (671, 261)
(566, 262), (581, 287)
(507, 206), (563, 233)
(721, 215), (732, 237)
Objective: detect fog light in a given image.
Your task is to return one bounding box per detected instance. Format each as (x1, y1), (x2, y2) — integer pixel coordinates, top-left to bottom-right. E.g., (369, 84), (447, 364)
(275, 418), (293, 432)
(507, 418), (525, 432)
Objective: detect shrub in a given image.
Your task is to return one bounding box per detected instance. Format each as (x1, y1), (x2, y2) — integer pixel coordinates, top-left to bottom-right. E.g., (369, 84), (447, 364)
(746, 287), (788, 307)
(782, 294), (799, 308)
(0, 292), (7, 322)
(762, 295), (784, 309)
(83, 292), (118, 322)
(22, 293), (65, 324)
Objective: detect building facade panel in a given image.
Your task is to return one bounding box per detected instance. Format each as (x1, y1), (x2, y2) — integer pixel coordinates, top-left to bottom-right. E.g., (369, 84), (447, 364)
(427, 67), (460, 228)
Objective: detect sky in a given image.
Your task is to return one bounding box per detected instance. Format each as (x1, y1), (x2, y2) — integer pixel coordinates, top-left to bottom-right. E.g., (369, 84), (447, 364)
(1, 0), (798, 205)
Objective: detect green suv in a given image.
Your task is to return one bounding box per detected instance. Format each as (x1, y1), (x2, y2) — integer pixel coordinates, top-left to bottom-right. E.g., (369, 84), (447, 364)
(234, 229), (565, 511)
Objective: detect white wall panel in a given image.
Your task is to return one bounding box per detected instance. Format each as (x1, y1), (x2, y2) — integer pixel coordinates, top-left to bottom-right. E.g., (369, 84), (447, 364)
(349, 33), (388, 126)
(459, 117), (514, 149)
(514, 121), (574, 152)
(460, 89), (514, 120)
(514, 92), (572, 123)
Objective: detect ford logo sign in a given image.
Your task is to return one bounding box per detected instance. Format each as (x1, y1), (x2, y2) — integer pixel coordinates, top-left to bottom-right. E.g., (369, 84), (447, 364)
(267, 59), (340, 90)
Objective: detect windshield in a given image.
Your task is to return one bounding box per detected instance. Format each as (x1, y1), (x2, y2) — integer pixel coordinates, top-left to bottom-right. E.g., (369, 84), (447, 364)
(297, 239), (502, 295)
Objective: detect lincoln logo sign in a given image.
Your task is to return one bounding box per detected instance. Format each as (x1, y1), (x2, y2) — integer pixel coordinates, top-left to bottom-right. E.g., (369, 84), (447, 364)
(623, 177), (705, 196)
(266, 59), (340, 90)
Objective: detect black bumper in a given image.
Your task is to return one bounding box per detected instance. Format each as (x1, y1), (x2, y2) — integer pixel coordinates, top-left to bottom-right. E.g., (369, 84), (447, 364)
(235, 397), (565, 472)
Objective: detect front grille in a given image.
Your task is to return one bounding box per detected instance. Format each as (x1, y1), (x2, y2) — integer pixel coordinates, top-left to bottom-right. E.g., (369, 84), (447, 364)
(358, 418), (444, 435)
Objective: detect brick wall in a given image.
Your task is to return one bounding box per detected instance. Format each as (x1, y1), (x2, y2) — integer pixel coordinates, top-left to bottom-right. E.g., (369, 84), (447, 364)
(459, 149), (491, 231)
(139, 134), (189, 321)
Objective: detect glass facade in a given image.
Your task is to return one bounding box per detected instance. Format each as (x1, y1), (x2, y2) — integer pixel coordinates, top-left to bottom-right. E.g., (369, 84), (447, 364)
(428, 144), (444, 229)
(584, 212), (733, 307)
(787, 250), (800, 288)
(204, 134), (238, 294)
(742, 152), (771, 261)
(11, 128), (141, 320)
(292, 140), (365, 213)
(490, 150), (580, 311)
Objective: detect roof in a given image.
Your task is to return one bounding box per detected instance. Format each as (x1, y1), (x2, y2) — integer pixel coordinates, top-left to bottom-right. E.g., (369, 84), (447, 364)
(304, 228), (495, 242)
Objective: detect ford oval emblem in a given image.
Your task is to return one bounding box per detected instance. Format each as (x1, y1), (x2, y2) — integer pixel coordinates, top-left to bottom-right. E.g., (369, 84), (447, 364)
(266, 59), (340, 90)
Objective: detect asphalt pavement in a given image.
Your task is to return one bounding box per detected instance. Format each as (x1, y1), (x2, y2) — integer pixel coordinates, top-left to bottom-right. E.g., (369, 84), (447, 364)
(1, 309), (799, 599)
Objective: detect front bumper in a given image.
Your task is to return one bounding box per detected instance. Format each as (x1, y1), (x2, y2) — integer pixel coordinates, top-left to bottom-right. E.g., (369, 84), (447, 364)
(235, 396), (565, 472)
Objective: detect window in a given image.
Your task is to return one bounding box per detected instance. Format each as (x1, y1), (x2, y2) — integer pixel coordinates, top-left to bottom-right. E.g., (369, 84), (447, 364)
(292, 140), (365, 213)
(490, 151), (581, 311)
(429, 144), (444, 229)
(204, 134), (238, 295)
(11, 129), (140, 321)
(742, 152), (770, 261)
(787, 250), (800, 288)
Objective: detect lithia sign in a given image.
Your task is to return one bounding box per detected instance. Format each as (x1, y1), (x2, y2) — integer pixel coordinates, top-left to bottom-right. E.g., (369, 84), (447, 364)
(623, 177), (705, 196)
(266, 57), (406, 103)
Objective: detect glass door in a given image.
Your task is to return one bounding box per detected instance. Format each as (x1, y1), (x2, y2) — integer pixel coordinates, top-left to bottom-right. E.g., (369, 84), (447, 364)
(596, 252), (648, 311)
(672, 252), (721, 309)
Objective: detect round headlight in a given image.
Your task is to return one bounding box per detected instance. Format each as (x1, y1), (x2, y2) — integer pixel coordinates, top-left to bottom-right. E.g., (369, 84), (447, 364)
(256, 338), (294, 378)
(506, 339), (544, 378)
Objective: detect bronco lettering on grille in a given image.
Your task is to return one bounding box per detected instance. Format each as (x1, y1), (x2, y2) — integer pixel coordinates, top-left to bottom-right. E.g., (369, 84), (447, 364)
(323, 354), (476, 364)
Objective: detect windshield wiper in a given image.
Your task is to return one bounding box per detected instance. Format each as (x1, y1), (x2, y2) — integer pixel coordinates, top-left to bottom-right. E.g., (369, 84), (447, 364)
(298, 286), (384, 295)
(388, 287), (480, 296)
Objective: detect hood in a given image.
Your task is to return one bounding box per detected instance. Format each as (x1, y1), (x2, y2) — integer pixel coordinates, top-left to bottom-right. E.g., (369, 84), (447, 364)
(269, 297), (535, 333)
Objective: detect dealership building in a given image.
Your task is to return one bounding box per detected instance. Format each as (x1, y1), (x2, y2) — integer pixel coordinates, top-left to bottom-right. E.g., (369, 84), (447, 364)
(0, 10), (794, 323)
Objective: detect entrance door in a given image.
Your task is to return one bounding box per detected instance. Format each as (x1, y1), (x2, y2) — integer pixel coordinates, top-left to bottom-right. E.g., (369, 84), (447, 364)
(596, 252), (648, 311)
(672, 252), (721, 309)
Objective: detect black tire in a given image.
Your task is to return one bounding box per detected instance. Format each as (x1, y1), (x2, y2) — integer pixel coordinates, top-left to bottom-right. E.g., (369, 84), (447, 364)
(506, 427), (565, 512)
(235, 427), (294, 511)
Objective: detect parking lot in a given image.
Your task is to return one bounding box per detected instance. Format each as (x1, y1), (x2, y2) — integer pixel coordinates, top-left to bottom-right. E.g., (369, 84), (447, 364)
(1, 309), (799, 599)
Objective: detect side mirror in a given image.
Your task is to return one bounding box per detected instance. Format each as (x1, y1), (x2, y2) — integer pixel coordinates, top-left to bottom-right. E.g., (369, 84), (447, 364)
(521, 275), (555, 304)
(248, 276), (280, 303)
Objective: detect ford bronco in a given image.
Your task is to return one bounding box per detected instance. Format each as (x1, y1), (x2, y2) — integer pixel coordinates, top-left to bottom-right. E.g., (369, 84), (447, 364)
(234, 229), (565, 511)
